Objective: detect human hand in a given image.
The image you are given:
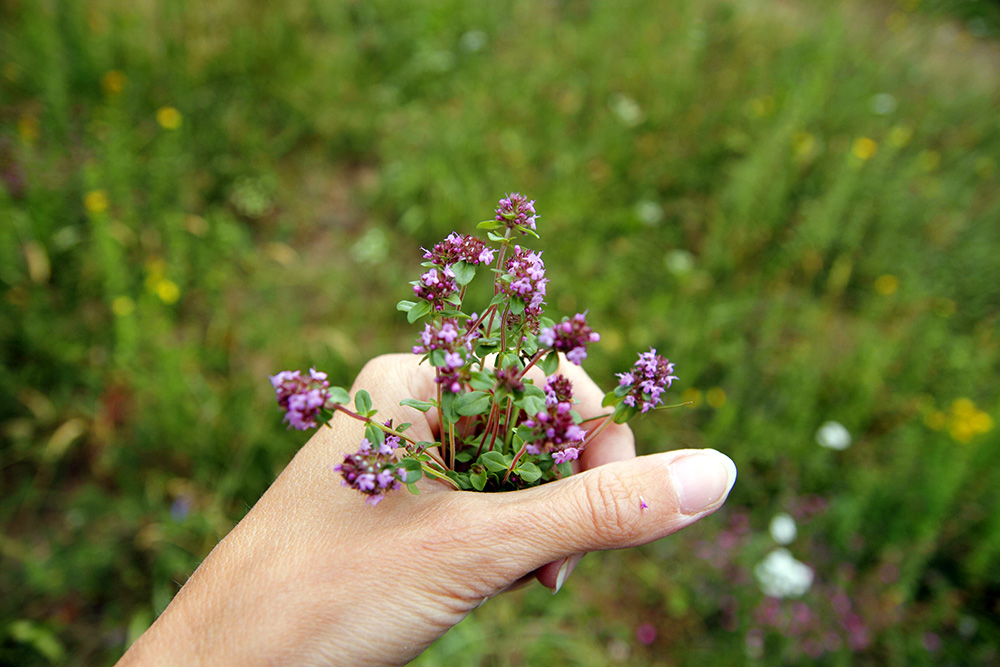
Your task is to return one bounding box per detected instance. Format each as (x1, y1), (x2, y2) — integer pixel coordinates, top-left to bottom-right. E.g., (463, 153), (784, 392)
(120, 354), (736, 666)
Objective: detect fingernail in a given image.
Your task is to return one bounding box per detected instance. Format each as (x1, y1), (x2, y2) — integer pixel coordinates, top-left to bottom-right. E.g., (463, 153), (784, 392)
(671, 450), (737, 515)
(553, 554), (584, 595)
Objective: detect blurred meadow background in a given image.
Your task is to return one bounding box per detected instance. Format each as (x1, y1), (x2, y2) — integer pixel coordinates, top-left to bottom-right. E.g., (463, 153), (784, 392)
(2, 0), (999, 664)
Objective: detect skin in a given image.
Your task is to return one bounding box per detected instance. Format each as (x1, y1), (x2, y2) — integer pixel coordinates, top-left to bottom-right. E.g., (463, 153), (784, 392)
(119, 354), (736, 666)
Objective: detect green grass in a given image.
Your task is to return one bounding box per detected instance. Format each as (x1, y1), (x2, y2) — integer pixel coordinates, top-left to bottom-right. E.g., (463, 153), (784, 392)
(1, 0), (998, 664)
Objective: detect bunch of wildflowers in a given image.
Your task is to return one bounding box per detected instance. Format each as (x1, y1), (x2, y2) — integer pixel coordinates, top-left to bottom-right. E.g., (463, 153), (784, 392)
(270, 194), (685, 505)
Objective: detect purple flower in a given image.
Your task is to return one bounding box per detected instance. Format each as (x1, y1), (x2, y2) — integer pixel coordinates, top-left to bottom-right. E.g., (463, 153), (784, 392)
(334, 435), (407, 506)
(617, 349), (678, 413)
(522, 375), (587, 462)
(495, 193), (537, 233)
(411, 318), (478, 394)
(423, 232), (496, 267)
(269, 368), (332, 430)
(499, 246), (548, 332)
(538, 313), (600, 364)
(412, 266), (458, 311)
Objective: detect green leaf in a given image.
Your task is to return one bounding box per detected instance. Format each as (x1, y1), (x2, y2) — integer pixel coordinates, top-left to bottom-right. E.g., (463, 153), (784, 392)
(428, 349), (448, 368)
(406, 482), (421, 495)
(515, 424), (538, 442)
(407, 300), (432, 323)
(455, 449), (475, 463)
(399, 458), (423, 483)
(469, 371), (494, 391)
(355, 390), (373, 416)
(396, 299), (416, 313)
(400, 398), (433, 413)
(515, 461), (542, 483)
(365, 423), (384, 446)
(452, 260), (476, 286)
(470, 468), (488, 491)
(522, 383), (546, 399)
(613, 402), (639, 424)
(328, 386), (351, 405)
(456, 391), (491, 416)
(487, 231), (507, 242)
(519, 395), (547, 416)
(509, 296), (526, 315)
(453, 472), (473, 490)
(556, 461), (573, 477)
(602, 389), (618, 408)
(477, 220), (503, 230)
(540, 351), (560, 376)
(480, 450), (509, 472)
(488, 292), (507, 308)
(440, 391), (460, 424)
(521, 336), (538, 357)
(475, 342), (499, 360)
(396, 422), (412, 432)
(614, 384), (632, 398)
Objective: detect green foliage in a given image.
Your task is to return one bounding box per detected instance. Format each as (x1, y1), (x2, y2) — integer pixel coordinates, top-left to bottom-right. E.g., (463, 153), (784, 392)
(1, 0), (998, 665)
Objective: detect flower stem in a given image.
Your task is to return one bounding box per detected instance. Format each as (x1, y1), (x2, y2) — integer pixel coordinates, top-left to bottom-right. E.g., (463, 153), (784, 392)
(517, 349), (546, 380)
(581, 414), (614, 449)
(330, 404), (419, 446)
(421, 463), (460, 489)
(501, 443), (528, 486)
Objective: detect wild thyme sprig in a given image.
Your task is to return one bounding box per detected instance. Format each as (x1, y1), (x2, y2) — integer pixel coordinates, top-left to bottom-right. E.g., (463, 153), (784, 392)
(270, 193), (681, 505)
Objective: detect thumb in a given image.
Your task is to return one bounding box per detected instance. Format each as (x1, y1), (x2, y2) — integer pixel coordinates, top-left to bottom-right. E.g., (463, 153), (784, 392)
(464, 449), (737, 585)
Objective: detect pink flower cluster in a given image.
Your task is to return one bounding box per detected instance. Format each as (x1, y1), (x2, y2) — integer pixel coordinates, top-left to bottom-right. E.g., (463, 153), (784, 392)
(616, 348), (678, 413)
(423, 232), (495, 267)
(539, 312), (601, 365)
(495, 192), (537, 233)
(412, 266), (458, 311)
(523, 375), (586, 464)
(500, 246), (547, 332)
(269, 368), (330, 430)
(412, 318), (479, 393)
(333, 434), (406, 506)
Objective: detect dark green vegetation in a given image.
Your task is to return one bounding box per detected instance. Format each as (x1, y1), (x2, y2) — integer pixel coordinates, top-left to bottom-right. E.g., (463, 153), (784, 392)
(2, 0), (998, 664)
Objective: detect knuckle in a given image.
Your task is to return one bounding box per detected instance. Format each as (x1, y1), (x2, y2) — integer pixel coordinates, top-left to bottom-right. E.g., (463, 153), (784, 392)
(579, 469), (642, 547)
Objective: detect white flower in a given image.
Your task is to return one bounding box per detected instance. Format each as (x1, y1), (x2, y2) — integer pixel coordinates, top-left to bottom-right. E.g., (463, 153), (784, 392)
(816, 421), (851, 450)
(609, 93), (643, 127)
(754, 548), (814, 598)
(769, 512), (797, 545)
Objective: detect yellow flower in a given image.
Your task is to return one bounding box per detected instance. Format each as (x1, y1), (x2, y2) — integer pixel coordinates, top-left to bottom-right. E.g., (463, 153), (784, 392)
(706, 387), (727, 409)
(101, 70), (126, 95)
(943, 398), (994, 443)
(156, 106), (183, 130)
(874, 274), (898, 296)
(852, 137), (878, 161)
(153, 278), (181, 304)
(111, 295), (135, 317)
(84, 190), (109, 214)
